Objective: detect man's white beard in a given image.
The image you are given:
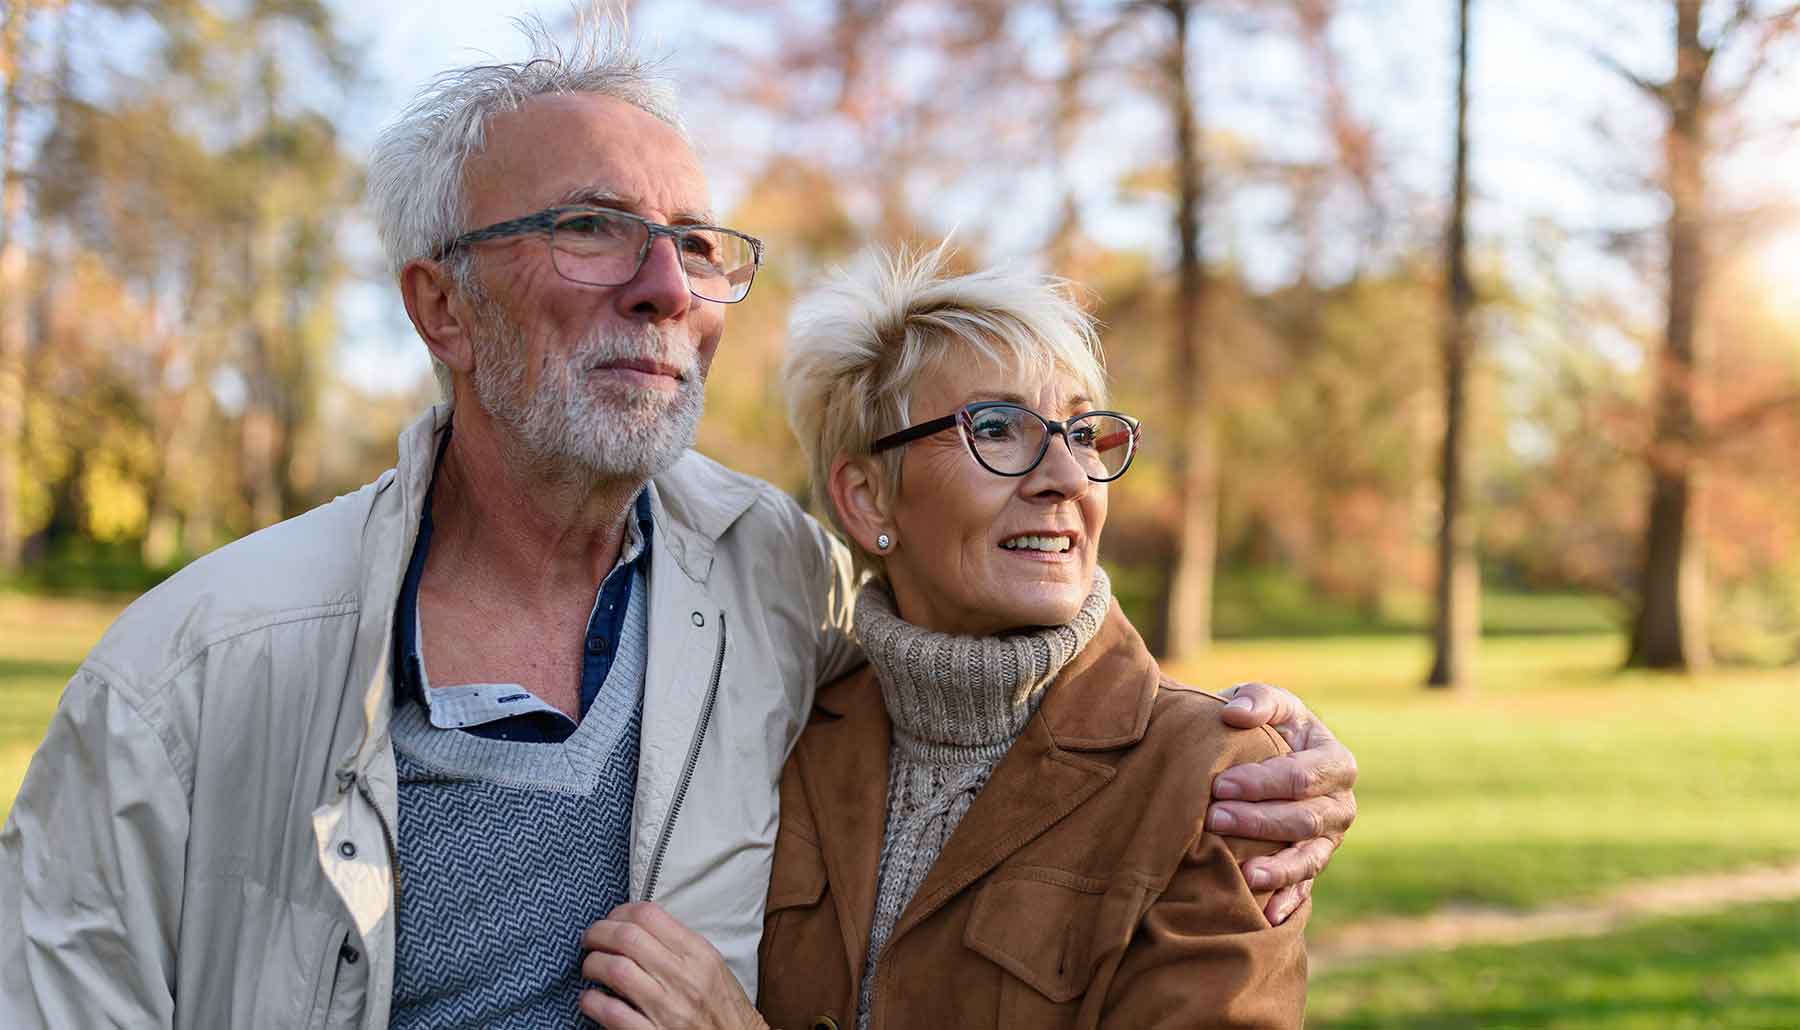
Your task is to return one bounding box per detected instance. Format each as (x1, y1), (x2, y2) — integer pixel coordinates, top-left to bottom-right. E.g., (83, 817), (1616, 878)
(470, 303), (705, 484)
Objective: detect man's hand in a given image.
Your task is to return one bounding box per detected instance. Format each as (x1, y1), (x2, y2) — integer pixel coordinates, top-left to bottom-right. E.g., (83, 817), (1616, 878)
(579, 902), (767, 1030)
(1209, 681), (1358, 925)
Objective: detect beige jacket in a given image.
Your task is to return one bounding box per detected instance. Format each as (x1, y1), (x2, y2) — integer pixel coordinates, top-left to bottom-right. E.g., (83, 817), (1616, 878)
(757, 604), (1308, 1030)
(0, 406), (860, 1030)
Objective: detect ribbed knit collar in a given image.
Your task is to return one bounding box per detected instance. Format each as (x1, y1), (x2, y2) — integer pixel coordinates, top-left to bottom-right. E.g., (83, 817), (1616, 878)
(853, 568), (1113, 758)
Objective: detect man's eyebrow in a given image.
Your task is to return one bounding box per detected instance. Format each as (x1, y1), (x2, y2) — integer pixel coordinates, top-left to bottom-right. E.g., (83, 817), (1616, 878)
(556, 186), (630, 208)
(553, 187), (716, 225)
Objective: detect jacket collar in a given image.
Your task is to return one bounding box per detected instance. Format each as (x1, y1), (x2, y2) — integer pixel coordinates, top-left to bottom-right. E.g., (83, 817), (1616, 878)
(1034, 601), (1159, 751)
(803, 601), (1162, 964)
(347, 405), (762, 771)
(812, 600), (1158, 750)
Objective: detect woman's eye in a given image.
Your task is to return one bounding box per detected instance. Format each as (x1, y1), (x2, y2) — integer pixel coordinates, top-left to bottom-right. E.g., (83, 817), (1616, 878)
(970, 418), (1014, 440)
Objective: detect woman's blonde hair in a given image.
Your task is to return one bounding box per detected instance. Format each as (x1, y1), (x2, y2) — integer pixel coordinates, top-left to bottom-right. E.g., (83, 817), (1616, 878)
(783, 245), (1109, 578)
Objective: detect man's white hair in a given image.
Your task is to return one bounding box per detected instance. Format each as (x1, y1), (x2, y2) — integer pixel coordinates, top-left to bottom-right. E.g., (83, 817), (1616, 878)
(783, 245), (1110, 580)
(366, 7), (684, 399)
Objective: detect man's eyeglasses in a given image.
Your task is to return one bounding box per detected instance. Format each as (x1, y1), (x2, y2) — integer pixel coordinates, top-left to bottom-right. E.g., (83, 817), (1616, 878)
(872, 401), (1141, 482)
(434, 206), (765, 304)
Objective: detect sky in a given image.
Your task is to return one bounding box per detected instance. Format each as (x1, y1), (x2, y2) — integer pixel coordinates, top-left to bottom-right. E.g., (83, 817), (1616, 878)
(314, 0), (1800, 394)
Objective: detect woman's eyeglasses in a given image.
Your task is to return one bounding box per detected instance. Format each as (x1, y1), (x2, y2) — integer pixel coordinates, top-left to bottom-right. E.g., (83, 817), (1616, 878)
(872, 401), (1141, 482)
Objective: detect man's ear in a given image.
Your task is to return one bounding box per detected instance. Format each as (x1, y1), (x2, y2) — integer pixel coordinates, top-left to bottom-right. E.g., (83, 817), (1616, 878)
(827, 453), (892, 553)
(399, 258), (477, 377)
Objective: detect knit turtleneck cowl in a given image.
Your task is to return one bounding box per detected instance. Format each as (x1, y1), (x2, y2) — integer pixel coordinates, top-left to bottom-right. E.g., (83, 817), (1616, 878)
(850, 568), (1112, 1029)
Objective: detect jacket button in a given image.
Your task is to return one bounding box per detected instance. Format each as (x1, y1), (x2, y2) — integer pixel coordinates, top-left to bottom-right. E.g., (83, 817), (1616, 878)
(339, 943), (361, 965)
(338, 841), (357, 859)
(691, 611), (705, 627)
(809, 1019), (838, 1030)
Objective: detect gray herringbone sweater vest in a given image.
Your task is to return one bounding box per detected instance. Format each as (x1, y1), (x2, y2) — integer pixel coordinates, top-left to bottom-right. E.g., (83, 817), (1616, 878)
(388, 564), (648, 1030)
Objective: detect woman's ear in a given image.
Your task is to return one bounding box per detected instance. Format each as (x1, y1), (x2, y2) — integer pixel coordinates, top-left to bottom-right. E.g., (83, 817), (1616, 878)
(827, 453), (893, 554)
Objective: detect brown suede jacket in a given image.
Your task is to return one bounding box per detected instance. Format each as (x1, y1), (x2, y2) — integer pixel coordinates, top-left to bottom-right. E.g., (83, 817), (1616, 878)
(755, 602), (1309, 1030)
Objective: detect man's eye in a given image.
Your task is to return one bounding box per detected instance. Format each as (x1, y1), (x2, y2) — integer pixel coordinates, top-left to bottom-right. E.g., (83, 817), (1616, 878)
(679, 233), (720, 259)
(561, 214), (632, 240)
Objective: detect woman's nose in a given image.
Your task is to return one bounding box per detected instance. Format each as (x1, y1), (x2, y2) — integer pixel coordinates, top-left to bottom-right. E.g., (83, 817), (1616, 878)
(1025, 432), (1091, 499)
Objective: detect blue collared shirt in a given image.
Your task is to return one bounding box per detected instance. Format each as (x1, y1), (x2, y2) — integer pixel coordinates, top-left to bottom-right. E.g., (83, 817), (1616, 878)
(393, 476), (655, 745)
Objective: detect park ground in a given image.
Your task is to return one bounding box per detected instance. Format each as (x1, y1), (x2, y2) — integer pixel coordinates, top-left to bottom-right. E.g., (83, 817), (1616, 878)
(3, 590), (1796, 1028)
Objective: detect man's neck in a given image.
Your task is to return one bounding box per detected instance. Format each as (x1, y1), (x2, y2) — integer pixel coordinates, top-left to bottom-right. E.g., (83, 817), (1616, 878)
(426, 413), (646, 603)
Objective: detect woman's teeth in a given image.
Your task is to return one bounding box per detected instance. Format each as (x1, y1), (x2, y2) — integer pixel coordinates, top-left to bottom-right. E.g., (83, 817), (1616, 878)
(1002, 535), (1071, 553)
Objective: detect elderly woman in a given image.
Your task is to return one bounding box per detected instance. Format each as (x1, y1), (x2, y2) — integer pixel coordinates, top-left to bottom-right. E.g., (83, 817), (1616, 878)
(577, 251), (1311, 1029)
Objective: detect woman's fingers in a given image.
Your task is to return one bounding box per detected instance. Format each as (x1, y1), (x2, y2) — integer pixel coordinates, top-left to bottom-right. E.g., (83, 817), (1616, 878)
(582, 902), (765, 1029)
(583, 907), (683, 983)
(579, 986), (655, 1030)
(581, 948), (664, 1002)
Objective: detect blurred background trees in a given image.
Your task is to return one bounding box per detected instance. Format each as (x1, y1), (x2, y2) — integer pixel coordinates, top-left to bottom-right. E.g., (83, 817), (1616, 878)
(5, 0), (1800, 670)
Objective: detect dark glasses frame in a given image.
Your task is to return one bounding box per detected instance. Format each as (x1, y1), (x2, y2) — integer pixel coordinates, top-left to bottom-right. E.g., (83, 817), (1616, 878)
(871, 401), (1142, 482)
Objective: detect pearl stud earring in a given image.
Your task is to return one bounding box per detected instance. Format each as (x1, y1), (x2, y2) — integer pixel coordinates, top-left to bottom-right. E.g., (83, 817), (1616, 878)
(876, 533), (892, 551)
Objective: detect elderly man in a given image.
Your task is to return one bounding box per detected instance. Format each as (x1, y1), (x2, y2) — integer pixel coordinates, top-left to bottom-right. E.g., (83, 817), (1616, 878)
(0, 18), (1355, 1030)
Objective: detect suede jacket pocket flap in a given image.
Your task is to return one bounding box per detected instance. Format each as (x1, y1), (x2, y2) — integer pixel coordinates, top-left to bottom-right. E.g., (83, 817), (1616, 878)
(965, 872), (1128, 1004)
(766, 830), (828, 912)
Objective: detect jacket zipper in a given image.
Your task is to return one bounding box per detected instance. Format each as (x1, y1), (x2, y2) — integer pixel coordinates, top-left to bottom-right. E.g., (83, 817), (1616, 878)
(640, 610), (727, 903)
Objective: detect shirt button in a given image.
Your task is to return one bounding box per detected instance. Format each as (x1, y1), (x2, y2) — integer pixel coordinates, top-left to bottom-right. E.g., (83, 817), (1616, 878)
(339, 943), (361, 965)
(337, 841), (357, 859)
(691, 611), (705, 627)
(586, 634), (608, 655)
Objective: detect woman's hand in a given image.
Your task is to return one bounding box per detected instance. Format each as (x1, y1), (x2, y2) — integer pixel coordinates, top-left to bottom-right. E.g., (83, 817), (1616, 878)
(578, 902), (768, 1030)
(1209, 681), (1359, 925)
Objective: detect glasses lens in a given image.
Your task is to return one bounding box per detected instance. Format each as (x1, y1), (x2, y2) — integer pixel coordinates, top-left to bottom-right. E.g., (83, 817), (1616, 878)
(677, 228), (759, 303)
(964, 405), (1047, 475)
(550, 210), (648, 286)
(1067, 413), (1136, 479)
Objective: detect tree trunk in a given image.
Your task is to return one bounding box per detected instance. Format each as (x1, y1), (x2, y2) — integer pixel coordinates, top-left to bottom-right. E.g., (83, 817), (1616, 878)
(1428, 0), (1478, 688)
(1627, 0), (1710, 671)
(0, 4), (30, 574)
(1161, 0), (1217, 662)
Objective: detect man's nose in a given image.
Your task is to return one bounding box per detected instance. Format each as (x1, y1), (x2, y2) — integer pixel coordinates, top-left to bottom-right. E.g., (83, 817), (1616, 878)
(614, 235), (693, 322)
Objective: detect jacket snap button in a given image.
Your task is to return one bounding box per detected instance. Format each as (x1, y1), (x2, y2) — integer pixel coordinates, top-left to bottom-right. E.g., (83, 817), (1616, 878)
(337, 841), (357, 859)
(691, 611), (705, 627)
(339, 943), (361, 965)
(809, 1018), (838, 1030)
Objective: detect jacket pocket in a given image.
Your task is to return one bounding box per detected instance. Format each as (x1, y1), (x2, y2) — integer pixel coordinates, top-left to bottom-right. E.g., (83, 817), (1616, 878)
(758, 830), (835, 1019)
(965, 870), (1145, 1024)
(307, 925), (368, 1030)
(765, 829), (828, 913)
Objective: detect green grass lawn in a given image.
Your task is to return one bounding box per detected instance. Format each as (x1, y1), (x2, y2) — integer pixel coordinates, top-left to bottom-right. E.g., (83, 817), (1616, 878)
(1308, 898), (1800, 1028)
(1170, 633), (1800, 934)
